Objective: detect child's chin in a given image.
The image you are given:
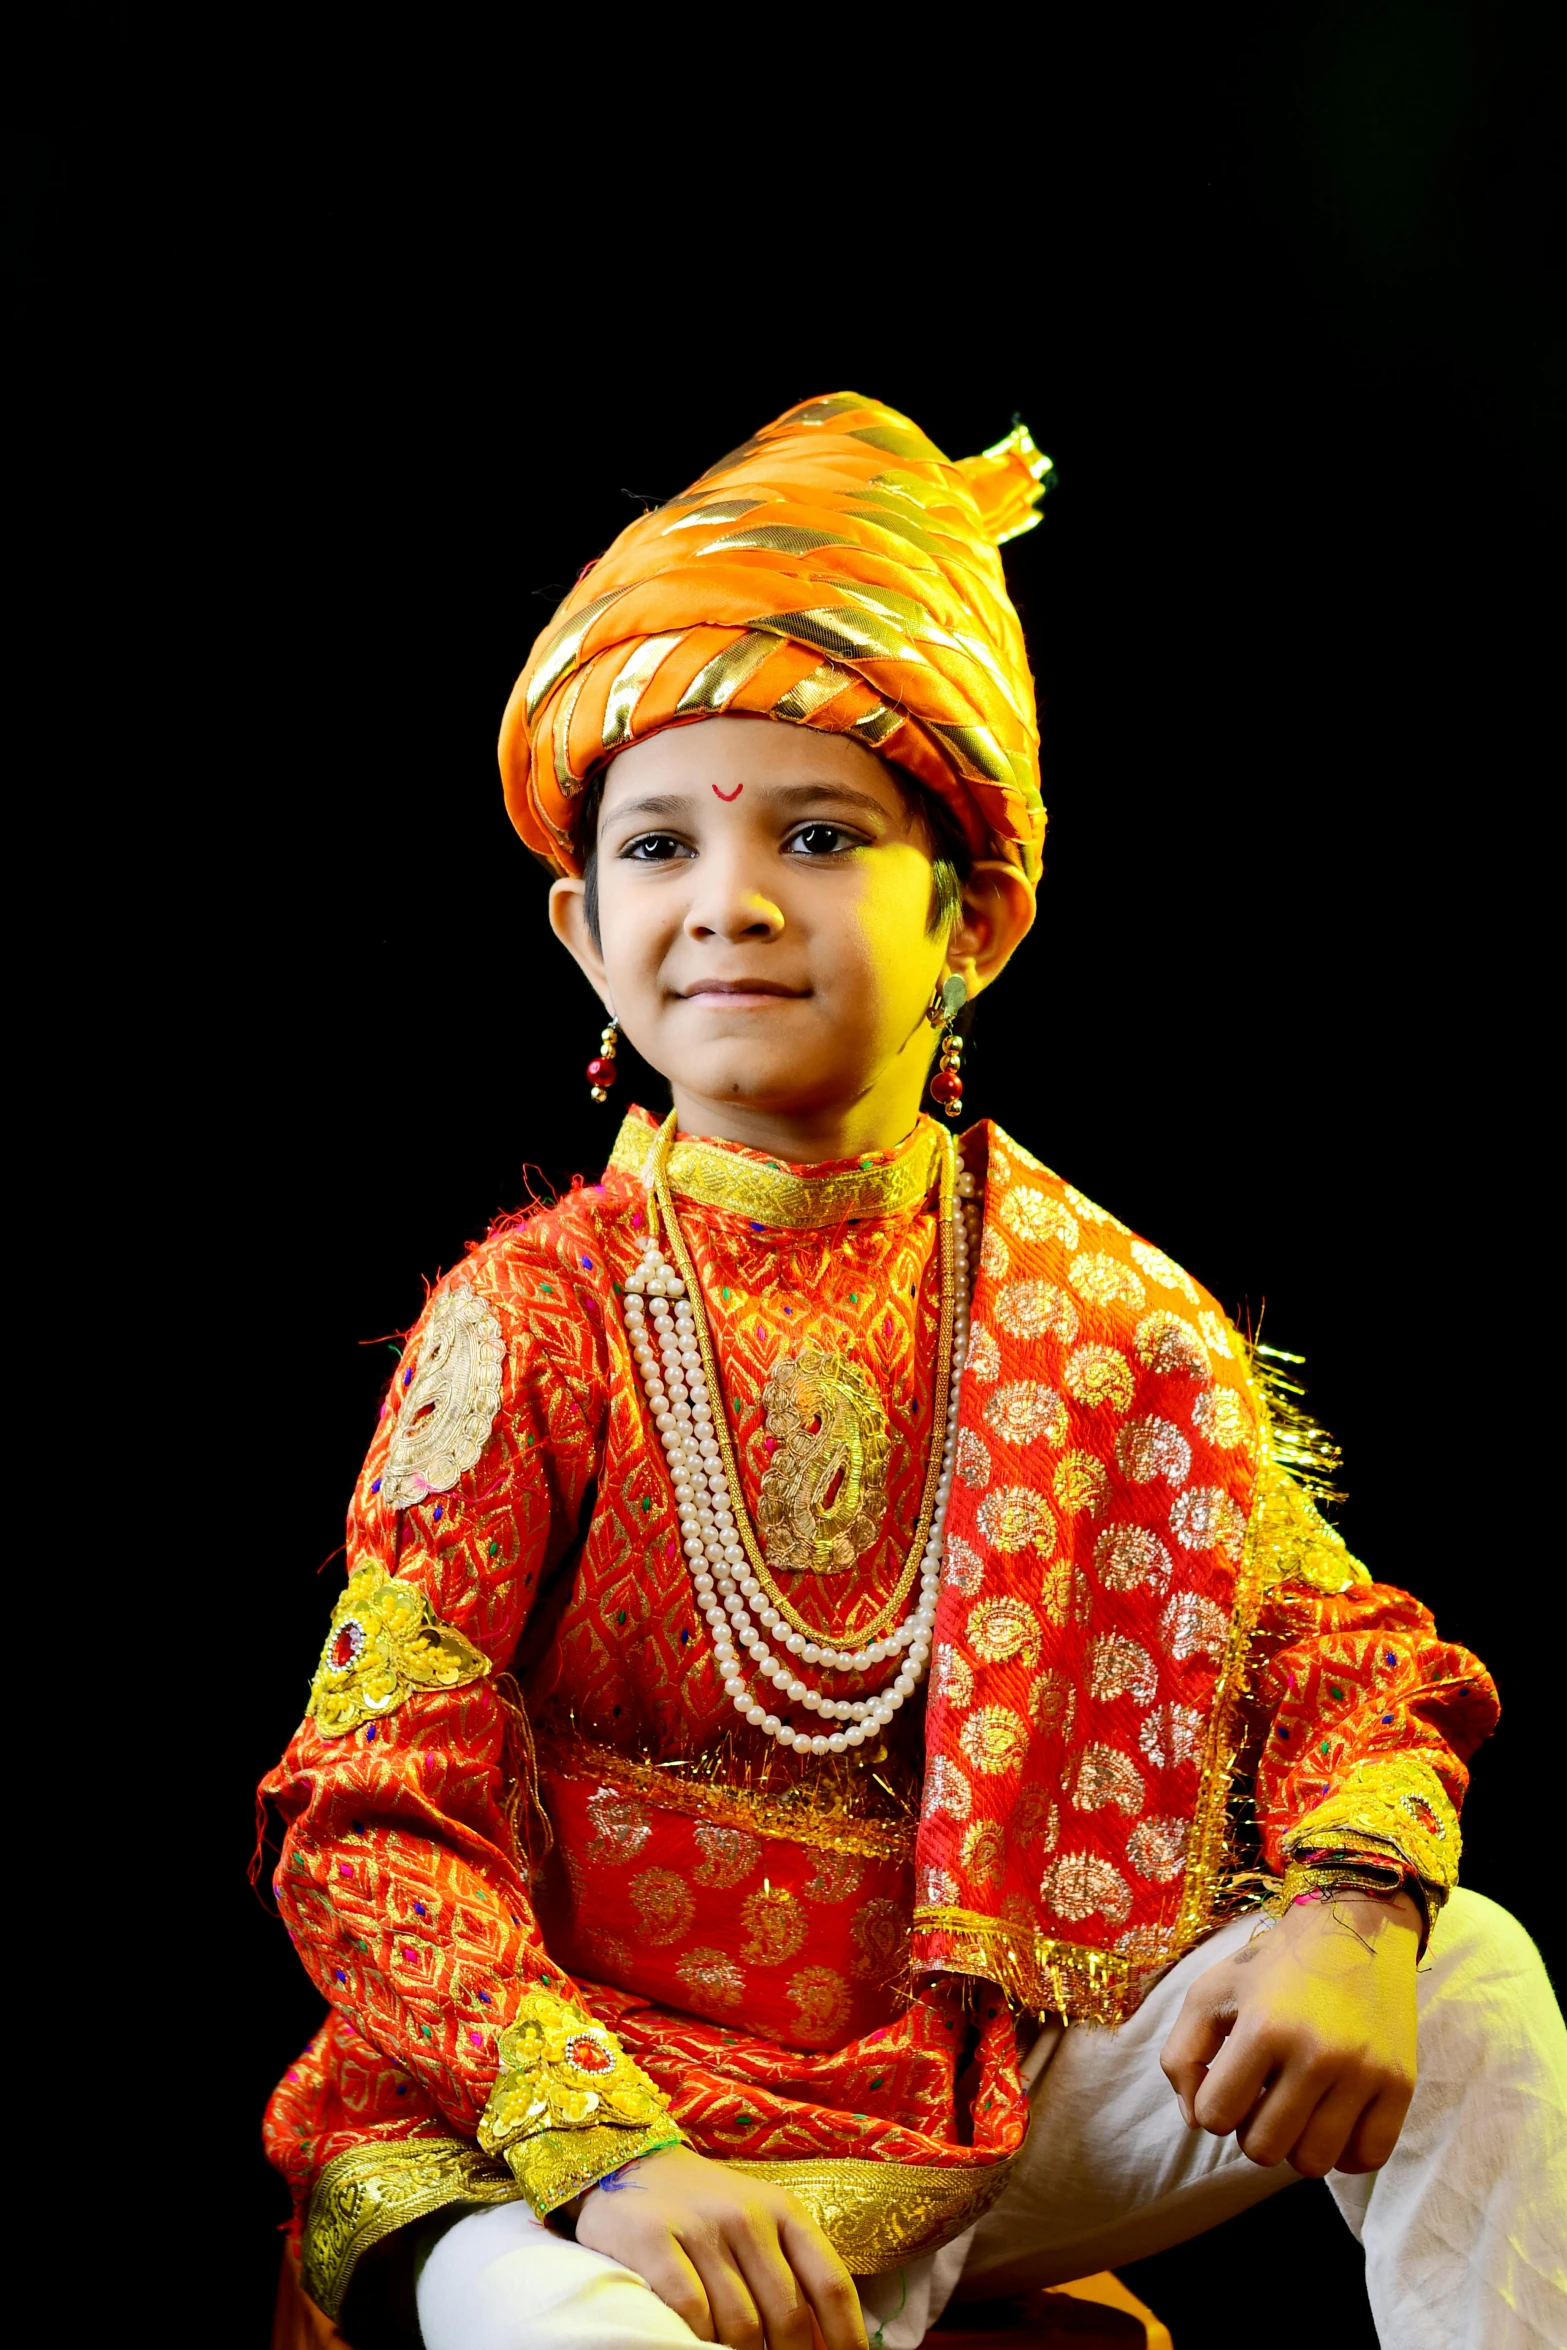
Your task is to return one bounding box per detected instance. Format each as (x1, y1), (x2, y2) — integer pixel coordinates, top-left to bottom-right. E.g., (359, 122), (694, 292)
(693, 1060), (841, 1111)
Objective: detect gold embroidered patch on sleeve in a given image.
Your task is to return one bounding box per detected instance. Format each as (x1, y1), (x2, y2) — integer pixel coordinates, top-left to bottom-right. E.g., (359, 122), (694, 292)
(383, 1284), (506, 1509)
(477, 1986), (681, 2216)
(308, 1560), (491, 1737)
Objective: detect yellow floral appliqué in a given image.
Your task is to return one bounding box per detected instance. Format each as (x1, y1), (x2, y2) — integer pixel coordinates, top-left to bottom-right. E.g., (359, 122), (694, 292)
(309, 1560), (490, 1737)
(478, 1987), (680, 2217)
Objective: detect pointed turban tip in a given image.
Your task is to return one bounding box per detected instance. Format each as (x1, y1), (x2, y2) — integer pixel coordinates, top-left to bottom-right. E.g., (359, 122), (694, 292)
(956, 420), (1056, 547)
(499, 392), (1053, 883)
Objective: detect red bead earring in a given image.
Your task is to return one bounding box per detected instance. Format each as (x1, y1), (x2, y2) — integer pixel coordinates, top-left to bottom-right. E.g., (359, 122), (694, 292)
(926, 976), (968, 1121)
(587, 1019), (619, 1103)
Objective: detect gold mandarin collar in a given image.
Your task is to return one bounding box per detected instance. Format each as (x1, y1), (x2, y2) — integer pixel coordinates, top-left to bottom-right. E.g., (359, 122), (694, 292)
(606, 1108), (946, 1230)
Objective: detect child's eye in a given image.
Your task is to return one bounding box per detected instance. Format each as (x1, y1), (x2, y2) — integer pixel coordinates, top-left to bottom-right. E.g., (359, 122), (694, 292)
(785, 822), (862, 857)
(620, 833), (690, 862)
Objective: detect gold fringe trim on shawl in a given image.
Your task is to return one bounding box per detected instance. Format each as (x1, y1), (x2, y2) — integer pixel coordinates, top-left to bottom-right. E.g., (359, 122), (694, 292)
(1151, 1348), (1365, 1977)
(1244, 1345), (1370, 1596)
(911, 1908), (1138, 2023)
(1248, 1344), (1344, 1508)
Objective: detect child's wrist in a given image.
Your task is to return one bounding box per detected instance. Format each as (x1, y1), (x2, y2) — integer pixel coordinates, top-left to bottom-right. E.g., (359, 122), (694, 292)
(573, 2144), (682, 2217)
(1274, 1852), (1431, 1956)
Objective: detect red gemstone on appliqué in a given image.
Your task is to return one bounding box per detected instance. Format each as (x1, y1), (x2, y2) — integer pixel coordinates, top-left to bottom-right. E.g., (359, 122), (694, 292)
(929, 1069), (963, 1106)
(586, 1058), (618, 1087)
(331, 1622), (364, 1669)
(567, 2033), (614, 2073)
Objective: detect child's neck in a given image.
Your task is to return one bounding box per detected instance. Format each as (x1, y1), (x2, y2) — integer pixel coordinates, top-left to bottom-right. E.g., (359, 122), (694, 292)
(667, 1080), (930, 1167)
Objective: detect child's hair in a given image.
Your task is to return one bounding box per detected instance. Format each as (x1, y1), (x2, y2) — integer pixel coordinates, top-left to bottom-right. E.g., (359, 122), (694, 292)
(577, 756), (973, 949)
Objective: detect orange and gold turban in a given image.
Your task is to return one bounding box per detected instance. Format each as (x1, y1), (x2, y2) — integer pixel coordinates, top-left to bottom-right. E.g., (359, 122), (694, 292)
(499, 392), (1053, 883)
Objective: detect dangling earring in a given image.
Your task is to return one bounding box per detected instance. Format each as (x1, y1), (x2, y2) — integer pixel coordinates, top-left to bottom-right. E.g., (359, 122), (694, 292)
(926, 975), (968, 1121)
(587, 1016), (619, 1103)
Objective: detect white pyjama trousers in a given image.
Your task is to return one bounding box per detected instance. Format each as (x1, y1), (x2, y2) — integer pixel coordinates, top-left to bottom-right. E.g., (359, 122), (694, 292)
(415, 1892), (1566, 2350)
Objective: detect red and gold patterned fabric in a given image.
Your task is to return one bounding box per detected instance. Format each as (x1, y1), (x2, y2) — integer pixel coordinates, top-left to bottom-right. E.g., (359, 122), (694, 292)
(261, 1109), (1496, 2316)
(497, 392), (1053, 880)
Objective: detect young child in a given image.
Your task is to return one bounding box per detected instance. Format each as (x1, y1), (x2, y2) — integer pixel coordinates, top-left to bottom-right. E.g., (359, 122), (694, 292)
(261, 395), (1564, 2350)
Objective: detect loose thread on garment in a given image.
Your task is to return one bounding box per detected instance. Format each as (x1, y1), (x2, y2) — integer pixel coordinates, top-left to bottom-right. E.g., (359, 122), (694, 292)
(248, 1787), (282, 1908)
(492, 1672), (555, 1870)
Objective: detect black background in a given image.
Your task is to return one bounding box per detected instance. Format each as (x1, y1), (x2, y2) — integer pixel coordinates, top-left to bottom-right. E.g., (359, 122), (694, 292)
(14, 6), (1558, 2343)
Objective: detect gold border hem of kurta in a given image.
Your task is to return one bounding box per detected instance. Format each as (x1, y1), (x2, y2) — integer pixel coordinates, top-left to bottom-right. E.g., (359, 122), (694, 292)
(301, 2139), (524, 2317)
(726, 2153), (1014, 2272)
(302, 2133), (1013, 2304)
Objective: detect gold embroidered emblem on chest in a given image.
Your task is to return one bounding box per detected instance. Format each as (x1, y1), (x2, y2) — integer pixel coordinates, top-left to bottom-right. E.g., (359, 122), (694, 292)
(757, 1347), (890, 1572)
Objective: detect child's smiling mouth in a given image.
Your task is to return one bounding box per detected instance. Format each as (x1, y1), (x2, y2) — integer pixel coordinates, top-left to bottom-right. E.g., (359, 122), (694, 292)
(678, 979), (809, 1007)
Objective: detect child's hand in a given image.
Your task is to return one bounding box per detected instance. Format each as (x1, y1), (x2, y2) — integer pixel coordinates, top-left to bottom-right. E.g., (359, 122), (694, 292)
(1159, 1891), (1420, 2176)
(574, 2144), (869, 2350)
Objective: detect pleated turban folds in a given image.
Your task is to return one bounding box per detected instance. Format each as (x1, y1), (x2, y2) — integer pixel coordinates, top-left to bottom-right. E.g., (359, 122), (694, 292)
(499, 393), (1053, 883)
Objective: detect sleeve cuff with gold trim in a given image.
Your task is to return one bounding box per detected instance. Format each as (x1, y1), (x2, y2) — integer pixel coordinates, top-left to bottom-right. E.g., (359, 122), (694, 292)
(1282, 1753), (1461, 1902)
(476, 1986), (683, 2218)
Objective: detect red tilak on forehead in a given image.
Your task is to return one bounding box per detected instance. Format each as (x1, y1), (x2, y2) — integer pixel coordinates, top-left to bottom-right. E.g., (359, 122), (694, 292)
(712, 783), (743, 803)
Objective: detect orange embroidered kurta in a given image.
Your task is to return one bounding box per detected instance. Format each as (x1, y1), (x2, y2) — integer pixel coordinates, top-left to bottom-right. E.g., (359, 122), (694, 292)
(261, 1111), (1497, 2316)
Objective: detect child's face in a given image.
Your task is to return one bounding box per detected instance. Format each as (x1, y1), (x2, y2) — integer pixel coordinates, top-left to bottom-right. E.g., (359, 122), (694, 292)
(549, 716), (1016, 1149)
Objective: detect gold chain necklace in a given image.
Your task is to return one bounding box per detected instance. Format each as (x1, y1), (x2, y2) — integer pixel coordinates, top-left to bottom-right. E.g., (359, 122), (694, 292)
(647, 1110), (958, 1644)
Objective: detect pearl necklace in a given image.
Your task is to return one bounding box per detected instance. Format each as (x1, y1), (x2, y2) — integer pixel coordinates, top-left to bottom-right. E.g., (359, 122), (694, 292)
(622, 1119), (979, 1757)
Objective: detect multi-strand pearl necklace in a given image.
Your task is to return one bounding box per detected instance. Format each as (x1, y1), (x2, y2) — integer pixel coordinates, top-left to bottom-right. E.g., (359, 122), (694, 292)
(622, 1118), (978, 1757)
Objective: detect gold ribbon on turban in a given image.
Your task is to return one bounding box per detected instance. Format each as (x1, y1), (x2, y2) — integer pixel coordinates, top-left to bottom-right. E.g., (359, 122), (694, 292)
(498, 392), (1053, 882)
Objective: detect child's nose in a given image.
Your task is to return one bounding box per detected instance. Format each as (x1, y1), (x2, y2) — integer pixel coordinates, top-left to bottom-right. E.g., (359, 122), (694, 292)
(683, 863), (785, 941)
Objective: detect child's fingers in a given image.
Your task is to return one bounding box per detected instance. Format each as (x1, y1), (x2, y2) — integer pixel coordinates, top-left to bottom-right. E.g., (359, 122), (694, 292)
(726, 2212), (817, 2350)
(688, 2236), (764, 2350)
(1333, 2078), (1416, 2175)
(1192, 2019), (1282, 2145)
(779, 2212), (869, 2350)
(637, 2238), (717, 2340)
(1159, 1980), (1238, 2123)
(1280, 2076), (1375, 2178)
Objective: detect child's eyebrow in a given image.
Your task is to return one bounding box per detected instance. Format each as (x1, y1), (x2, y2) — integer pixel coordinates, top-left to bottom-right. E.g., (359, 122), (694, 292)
(604, 793), (692, 824)
(768, 783), (890, 817)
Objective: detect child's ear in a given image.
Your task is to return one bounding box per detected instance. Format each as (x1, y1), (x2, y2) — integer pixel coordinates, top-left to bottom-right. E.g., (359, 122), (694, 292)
(549, 875), (614, 1011)
(951, 861), (1036, 999)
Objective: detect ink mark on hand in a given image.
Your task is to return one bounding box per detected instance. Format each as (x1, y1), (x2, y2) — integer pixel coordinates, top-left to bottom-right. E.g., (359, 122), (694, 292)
(712, 783), (743, 802)
(597, 2159), (648, 2193)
